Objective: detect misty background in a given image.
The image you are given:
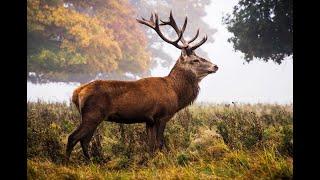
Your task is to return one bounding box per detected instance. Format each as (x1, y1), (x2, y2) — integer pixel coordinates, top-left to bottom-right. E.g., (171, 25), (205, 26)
(27, 0), (293, 104)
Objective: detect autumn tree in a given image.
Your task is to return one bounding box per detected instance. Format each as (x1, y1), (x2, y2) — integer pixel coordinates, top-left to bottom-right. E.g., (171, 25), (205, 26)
(28, 0), (150, 83)
(223, 0), (293, 64)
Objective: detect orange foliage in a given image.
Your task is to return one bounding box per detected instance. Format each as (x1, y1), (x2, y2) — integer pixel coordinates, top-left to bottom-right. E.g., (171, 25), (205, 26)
(28, 0), (151, 79)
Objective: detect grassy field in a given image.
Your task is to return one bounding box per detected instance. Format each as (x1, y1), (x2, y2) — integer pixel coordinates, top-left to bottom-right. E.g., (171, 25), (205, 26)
(27, 101), (293, 179)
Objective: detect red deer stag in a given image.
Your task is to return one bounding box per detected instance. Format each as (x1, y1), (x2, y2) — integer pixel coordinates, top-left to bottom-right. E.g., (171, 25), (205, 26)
(66, 11), (218, 160)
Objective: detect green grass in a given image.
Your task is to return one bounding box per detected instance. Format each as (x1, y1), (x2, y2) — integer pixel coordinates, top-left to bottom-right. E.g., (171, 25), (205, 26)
(27, 101), (293, 179)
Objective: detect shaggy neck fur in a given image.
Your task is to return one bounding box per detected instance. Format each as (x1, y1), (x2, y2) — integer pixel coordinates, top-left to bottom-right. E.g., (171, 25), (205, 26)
(167, 63), (200, 110)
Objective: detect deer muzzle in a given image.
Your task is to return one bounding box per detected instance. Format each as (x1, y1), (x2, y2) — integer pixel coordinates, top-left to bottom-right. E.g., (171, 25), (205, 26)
(208, 64), (218, 73)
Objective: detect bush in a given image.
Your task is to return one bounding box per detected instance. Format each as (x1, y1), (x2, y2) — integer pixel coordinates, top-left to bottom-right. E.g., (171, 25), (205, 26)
(280, 125), (293, 157)
(215, 110), (263, 150)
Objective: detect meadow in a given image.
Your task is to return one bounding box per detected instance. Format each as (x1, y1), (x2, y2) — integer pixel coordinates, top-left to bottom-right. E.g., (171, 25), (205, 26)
(27, 101), (293, 179)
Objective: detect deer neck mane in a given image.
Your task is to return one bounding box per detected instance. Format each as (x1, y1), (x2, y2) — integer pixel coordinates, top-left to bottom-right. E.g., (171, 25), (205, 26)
(167, 64), (200, 110)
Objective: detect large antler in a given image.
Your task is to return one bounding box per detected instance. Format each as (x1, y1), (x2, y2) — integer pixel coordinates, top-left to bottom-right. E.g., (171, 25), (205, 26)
(159, 11), (188, 45)
(137, 11), (208, 51)
(136, 12), (187, 49)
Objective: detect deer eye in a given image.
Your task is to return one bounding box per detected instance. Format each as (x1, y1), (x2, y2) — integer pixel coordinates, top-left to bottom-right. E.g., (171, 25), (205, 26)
(191, 59), (200, 63)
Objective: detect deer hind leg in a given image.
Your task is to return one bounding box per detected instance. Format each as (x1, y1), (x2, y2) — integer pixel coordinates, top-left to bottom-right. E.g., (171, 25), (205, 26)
(66, 104), (105, 161)
(66, 123), (88, 160)
(80, 129), (95, 160)
(66, 115), (103, 160)
(79, 109), (105, 160)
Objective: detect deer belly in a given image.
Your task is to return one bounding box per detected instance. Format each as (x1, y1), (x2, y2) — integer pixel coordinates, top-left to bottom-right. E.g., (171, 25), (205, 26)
(107, 112), (153, 124)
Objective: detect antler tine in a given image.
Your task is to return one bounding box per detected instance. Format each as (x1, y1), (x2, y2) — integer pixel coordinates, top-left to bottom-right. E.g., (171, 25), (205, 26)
(136, 12), (156, 28)
(181, 17), (187, 34)
(188, 29), (199, 44)
(189, 34), (208, 51)
(136, 16), (154, 29)
(180, 17), (188, 45)
(160, 11), (178, 33)
(159, 11), (188, 45)
(153, 13), (184, 49)
(154, 13), (183, 44)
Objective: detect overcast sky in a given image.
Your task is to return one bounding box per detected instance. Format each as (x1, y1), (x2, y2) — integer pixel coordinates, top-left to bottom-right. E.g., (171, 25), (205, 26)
(27, 0), (293, 104)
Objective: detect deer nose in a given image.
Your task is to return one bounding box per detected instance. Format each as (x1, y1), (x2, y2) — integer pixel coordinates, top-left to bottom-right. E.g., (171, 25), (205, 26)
(208, 64), (218, 73)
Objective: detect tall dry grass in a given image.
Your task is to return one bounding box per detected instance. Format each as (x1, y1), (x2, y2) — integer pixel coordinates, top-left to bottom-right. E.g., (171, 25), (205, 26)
(27, 101), (293, 179)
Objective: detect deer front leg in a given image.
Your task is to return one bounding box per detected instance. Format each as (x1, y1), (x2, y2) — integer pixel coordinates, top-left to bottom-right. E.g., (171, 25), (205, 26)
(156, 121), (167, 150)
(146, 122), (157, 153)
(156, 116), (172, 151)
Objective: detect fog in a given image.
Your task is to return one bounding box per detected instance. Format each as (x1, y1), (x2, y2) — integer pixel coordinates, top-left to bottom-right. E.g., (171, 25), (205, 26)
(27, 0), (293, 104)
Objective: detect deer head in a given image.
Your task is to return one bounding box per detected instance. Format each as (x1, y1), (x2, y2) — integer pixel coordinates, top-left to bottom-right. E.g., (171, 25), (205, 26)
(137, 11), (218, 82)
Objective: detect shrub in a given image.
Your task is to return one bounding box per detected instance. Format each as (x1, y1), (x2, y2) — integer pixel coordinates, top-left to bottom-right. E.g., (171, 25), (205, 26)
(216, 110), (264, 150)
(280, 125), (293, 157)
